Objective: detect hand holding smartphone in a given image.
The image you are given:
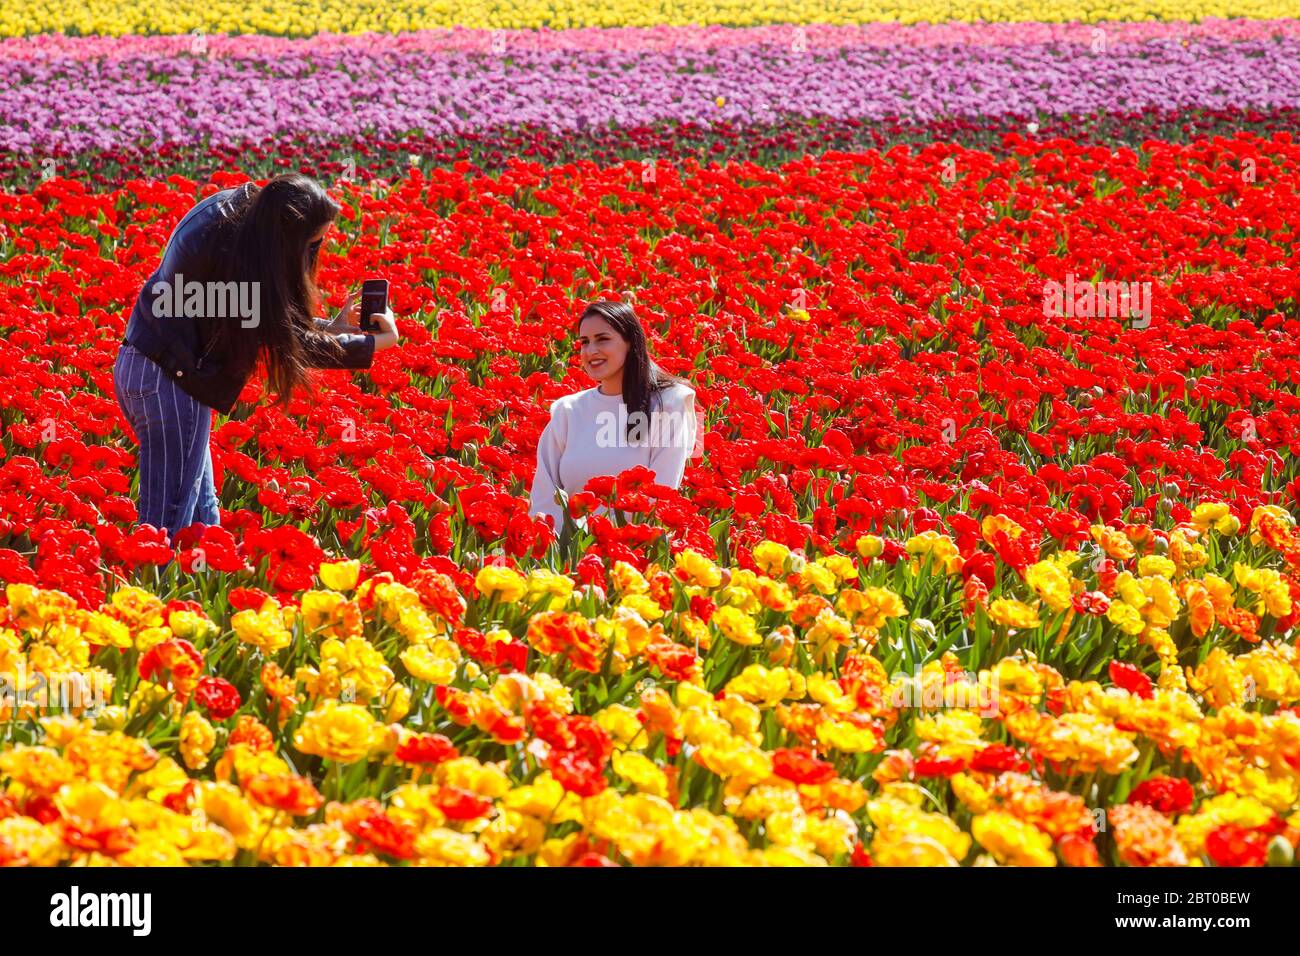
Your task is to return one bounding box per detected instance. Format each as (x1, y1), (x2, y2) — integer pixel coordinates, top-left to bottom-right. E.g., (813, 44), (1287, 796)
(359, 279), (388, 333)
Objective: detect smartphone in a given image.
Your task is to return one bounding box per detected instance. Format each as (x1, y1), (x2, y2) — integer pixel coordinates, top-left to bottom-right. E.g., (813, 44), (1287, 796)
(359, 279), (388, 332)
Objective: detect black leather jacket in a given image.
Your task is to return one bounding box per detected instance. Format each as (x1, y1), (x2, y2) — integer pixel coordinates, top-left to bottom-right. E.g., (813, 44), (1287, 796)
(122, 184), (375, 414)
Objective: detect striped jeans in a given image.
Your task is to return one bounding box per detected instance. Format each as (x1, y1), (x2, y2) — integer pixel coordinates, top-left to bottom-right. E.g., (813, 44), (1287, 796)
(112, 342), (220, 538)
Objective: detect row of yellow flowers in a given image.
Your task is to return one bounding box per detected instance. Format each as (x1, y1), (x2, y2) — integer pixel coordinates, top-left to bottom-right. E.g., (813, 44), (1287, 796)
(0, 502), (1298, 865)
(3, 0), (1292, 37)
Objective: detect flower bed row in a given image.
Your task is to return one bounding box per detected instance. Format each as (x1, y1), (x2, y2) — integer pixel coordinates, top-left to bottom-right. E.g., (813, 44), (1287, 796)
(3, 108), (1298, 191)
(1, 504), (1299, 866)
(4, 34), (1298, 158)
(3, 138), (1299, 601)
(3, 19), (1297, 57)
(2, 0), (1292, 37)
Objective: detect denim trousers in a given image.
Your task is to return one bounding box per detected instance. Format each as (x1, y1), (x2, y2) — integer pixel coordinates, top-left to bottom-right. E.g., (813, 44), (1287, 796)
(113, 342), (220, 537)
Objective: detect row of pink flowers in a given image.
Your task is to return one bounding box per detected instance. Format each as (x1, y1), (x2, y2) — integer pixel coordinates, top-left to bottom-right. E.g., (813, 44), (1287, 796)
(3, 18), (1298, 60)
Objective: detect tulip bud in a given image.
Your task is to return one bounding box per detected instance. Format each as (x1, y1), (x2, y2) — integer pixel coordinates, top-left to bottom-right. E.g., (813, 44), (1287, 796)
(909, 619), (937, 644)
(384, 684), (411, 723)
(857, 535), (884, 559)
(1219, 515), (1241, 535)
(1267, 834), (1294, 867)
(765, 625), (795, 665)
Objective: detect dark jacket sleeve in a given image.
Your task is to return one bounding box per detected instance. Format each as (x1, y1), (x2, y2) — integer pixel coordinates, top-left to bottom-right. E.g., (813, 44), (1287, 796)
(301, 329), (376, 370)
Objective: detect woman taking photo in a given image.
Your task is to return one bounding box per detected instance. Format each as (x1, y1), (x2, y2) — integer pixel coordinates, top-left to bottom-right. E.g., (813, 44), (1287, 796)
(114, 173), (400, 538)
(529, 300), (697, 532)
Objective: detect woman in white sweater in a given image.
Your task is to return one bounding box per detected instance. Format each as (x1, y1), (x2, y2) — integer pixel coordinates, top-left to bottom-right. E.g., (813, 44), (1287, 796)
(529, 300), (697, 532)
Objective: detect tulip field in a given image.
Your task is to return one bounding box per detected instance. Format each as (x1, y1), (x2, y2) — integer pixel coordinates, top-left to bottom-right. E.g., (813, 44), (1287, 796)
(1, 3), (1300, 869)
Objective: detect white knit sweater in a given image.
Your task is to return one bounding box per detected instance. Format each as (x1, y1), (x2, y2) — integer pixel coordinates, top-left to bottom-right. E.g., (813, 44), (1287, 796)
(528, 382), (697, 530)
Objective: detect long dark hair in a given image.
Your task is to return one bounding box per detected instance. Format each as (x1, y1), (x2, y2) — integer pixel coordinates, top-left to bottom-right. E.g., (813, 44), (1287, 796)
(191, 173), (340, 406)
(579, 300), (685, 442)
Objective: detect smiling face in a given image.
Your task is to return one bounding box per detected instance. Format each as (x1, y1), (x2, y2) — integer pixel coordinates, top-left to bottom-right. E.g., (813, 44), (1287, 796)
(577, 314), (629, 393)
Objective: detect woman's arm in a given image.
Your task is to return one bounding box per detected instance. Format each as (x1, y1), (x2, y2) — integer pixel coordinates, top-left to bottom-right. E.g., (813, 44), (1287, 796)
(301, 310), (400, 369)
(647, 386), (697, 488)
(301, 329), (376, 369)
(528, 399), (569, 532)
